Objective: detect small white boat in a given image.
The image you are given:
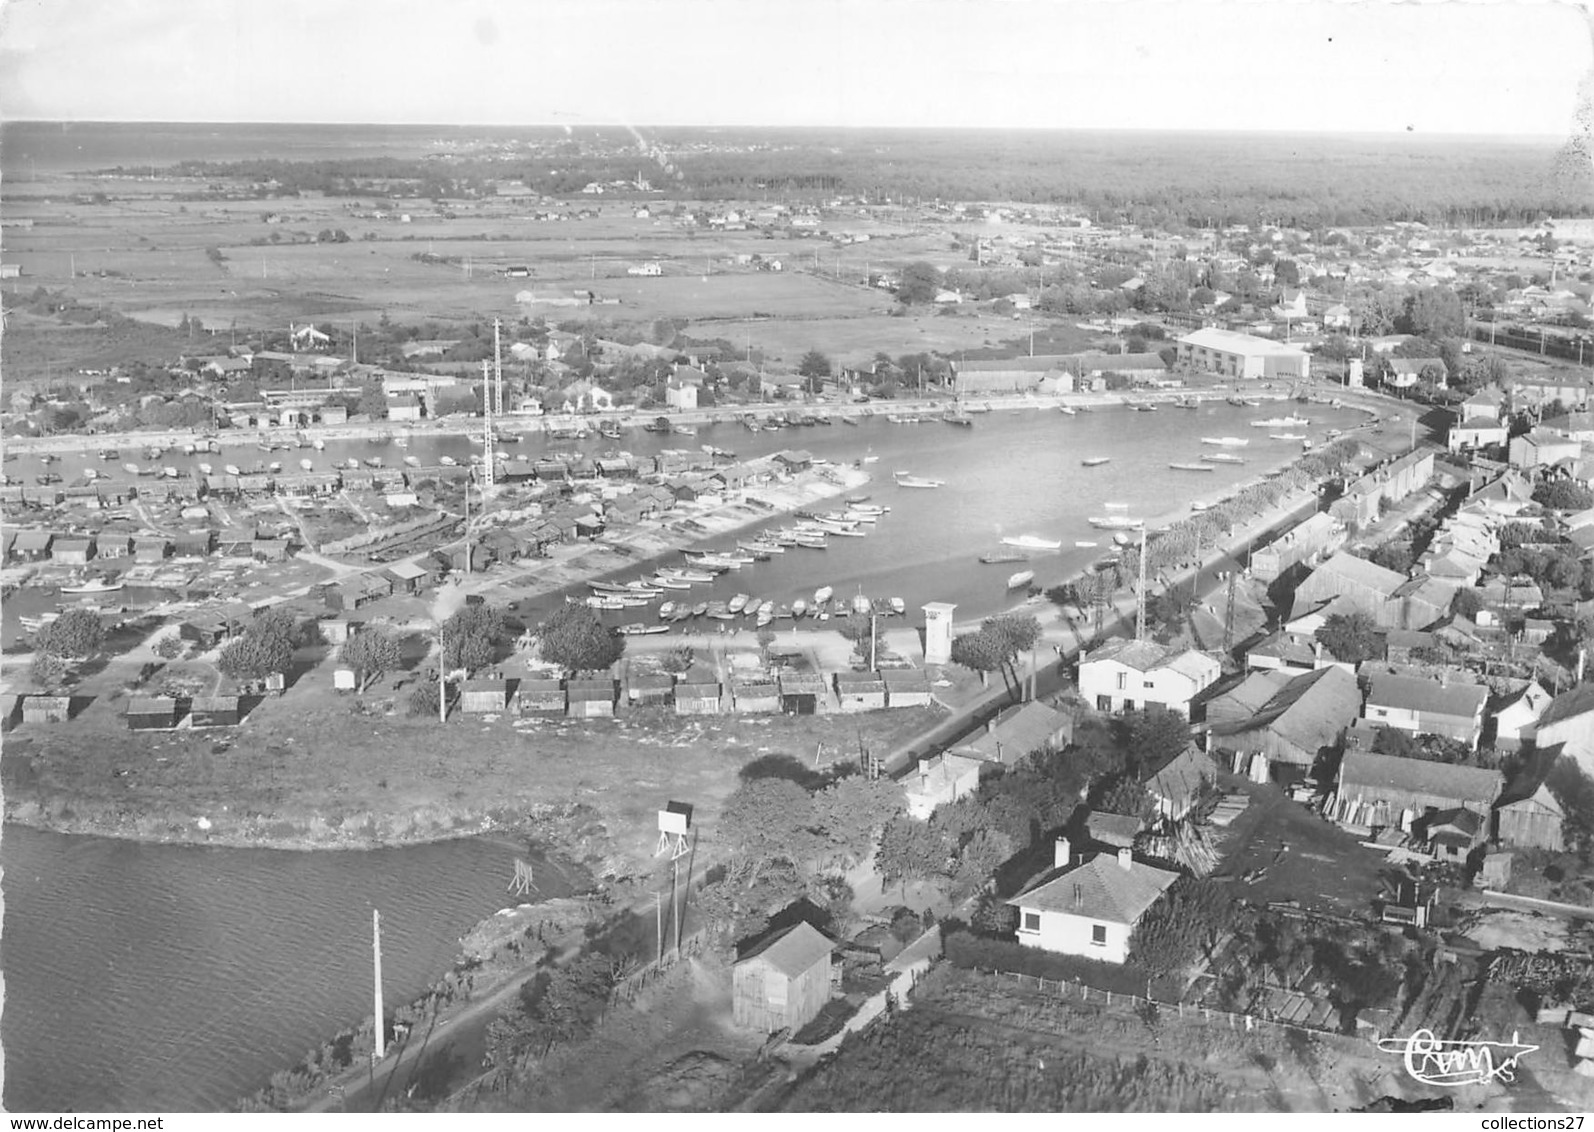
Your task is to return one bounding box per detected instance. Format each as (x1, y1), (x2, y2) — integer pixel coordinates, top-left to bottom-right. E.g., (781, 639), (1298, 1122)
(792, 598), (808, 618)
(268, 462), (282, 473)
(1081, 457), (1110, 467)
(889, 597), (905, 615)
(851, 593), (872, 616)
(224, 464), (241, 475)
(1007, 570), (1035, 590)
(198, 462), (213, 475)
(1074, 540), (1098, 548)
(313, 439), (326, 450)
(60, 577), (124, 595)
(300, 459), (315, 471)
(1002, 535), (1062, 551)
(814, 585), (834, 605)
(1192, 501), (1214, 512)
(123, 462), (140, 475)
(439, 456), (458, 467)
(1200, 436), (1249, 447)
(1269, 433), (1306, 441)
(1058, 405), (1077, 415)
(404, 456), (420, 467)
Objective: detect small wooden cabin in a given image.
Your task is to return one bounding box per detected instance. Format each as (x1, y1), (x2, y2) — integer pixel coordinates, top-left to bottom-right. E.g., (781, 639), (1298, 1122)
(127, 696), (179, 731)
(732, 677), (780, 715)
(461, 678), (511, 714)
(882, 667), (933, 708)
(627, 672), (675, 707)
(777, 672), (825, 716)
(22, 694), (71, 724)
(567, 678), (617, 718)
(518, 677), (567, 717)
(732, 921), (834, 1034)
(835, 670), (887, 713)
(674, 669), (722, 715)
(190, 695), (241, 728)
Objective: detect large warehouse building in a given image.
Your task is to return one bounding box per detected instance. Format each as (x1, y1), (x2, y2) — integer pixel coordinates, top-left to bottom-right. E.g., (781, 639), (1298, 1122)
(1177, 328), (1311, 380)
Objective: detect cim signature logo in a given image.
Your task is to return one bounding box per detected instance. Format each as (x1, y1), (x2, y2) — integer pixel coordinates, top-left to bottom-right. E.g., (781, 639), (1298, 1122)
(1376, 1029), (1539, 1087)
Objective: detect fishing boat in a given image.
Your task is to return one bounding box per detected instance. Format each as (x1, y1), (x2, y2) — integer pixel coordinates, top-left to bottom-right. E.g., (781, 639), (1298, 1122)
(1074, 540), (1098, 548)
(1007, 570), (1036, 589)
(439, 455), (457, 466)
(59, 576), (124, 595)
(674, 426), (698, 437)
(1200, 453), (1245, 465)
(312, 439), (326, 450)
(839, 415), (859, 426)
(894, 472), (944, 488)
(1191, 501), (1214, 512)
(943, 413), (974, 427)
(1113, 532), (1133, 546)
(650, 574), (691, 590)
(365, 456), (384, 468)
(814, 586), (834, 605)
(99, 449), (120, 461)
(40, 453), (60, 464)
(1133, 404), (1158, 412)
(299, 458), (315, 471)
(1252, 416), (1309, 428)
(1001, 535), (1062, 551)
(198, 462), (213, 475)
(861, 454), (880, 464)
(1169, 462), (1215, 471)
(755, 604), (775, 628)
(792, 599), (808, 618)
(1269, 433), (1306, 441)
(658, 601), (677, 618)
(35, 472), (61, 485)
(692, 602), (710, 618)
(706, 603), (735, 620)
(889, 597), (906, 615)
(123, 462), (140, 475)
(794, 534), (827, 549)
(1088, 515), (1142, 529)
(775, 604), (793, 620)
(852, 593), (872, 616)
(1058, 405), (1077, 415)
(404, 455), (420, 467)
(267, 462), (282, 474)
(1081, 457), (1110, 467)
(1200, 436), (1249, 447)
(224, 464), (241, 475)
(83, 468), (99, 480)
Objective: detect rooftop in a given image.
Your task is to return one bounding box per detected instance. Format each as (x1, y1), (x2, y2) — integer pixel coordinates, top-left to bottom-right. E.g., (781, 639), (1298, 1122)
(1008, 852), (1179, 925)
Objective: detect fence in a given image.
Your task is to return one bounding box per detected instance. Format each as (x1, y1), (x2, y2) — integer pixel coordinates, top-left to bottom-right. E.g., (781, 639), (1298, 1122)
(607, 929), (708, 1009)
(979, 967), (1344, 1041)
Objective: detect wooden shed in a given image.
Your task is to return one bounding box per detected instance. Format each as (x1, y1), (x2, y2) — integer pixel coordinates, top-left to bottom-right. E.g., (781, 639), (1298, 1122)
(384, 559), (431, 595)
(461, 678), (511, 714)
(11, 529), (55, 561)
(882, 667), (933, 708)
(732, 921), (834, 1034)
(127, 696), (179, 731)
(22, 694), (71, 724)
(732, 676), (780, 715)
(51, 537), (95, 565)
(173, 531), (214, 558)
(567, 678), (617, 718)
(133, 537), (171, 563)
(834, 670), (887, 713)
(1496, 783), (1565, 851)
(190, 695), (241, 728)
(627, 672), (675, 706)
(518, 677), (567, 717)
(777, 672), (825, 716)
(674, 669), (722, 715)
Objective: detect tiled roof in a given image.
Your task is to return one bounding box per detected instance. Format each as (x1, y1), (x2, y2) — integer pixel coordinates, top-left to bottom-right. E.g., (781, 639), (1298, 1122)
(1009, 852), (1178, 925)
(736, 921), (834, 977)
(1339, 750), (1502, 806)
(1366, 673), (1487, 719)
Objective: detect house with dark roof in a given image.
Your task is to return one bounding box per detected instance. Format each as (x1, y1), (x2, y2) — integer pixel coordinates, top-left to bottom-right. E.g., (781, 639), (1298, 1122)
(732, 920), (835, 1033)
(1496, 778), (1565, 852)
(1363, 673), (1489, 749)
(1008, 839), (1179, 965)
(1077, 638), (1220, 718)
(1290, 552), (1454, 632)
(1142, 745), (1215, 821)
(951, 700), (1074, 766)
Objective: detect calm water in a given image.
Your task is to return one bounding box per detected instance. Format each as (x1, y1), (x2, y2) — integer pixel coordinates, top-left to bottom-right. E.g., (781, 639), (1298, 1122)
(6, 402), (1367, 630)
(1, 824), (573, 1112)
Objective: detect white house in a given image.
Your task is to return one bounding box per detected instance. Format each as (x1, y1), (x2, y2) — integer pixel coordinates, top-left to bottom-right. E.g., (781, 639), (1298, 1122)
(1008, 839), (1179, 965)
(1493, 681), (1552, 751)
(1077, 637), (1220, 718)
(665, 378), (698, 412)
(1176, 327), (1311, 380)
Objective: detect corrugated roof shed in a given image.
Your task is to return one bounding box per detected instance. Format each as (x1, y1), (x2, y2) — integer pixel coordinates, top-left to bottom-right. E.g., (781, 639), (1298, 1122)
(735, 921), (834, 977)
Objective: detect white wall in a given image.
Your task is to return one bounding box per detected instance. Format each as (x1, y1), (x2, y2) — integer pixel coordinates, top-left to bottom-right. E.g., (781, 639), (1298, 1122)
(1078, 659), (1197, 717)
(1016, 908), (1131, 965)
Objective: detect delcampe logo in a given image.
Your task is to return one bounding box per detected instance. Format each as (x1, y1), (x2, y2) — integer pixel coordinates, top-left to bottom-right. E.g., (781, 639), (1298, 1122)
(1376, 1028), (1539, 1087)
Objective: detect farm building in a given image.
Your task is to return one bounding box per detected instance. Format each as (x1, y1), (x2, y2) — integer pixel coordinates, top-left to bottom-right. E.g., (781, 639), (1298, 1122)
(190, 695), (242, 728)
(1142, 745), (1215, 822)
(1495, 782), (1565, 852)
(517, 677), (566, 717)
(675, 669), (722, 715)
(953, 356), (1075, 396)
(953, 700), (1074, 766)
(22, 695), (71, 724)
(834, 670), (886, 713)
(567, 678), (617, 718)
(461, 679), (511, 714)
(903, 752), (984, 819)
(127, 696), (179, 731)
(882, 667), (933, 707)
(732, 921), (835, 1034)
(777, 672), (825, 715)
(1008, 839), (1179, 965)
(627, 672), (675, 707)
(1333, 750), (1503, 832)
(1206, 666), (1363, 774)
(732, 676), (780, 715)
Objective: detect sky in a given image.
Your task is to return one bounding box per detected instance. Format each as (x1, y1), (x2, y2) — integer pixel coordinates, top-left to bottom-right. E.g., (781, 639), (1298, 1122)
(0, 0), (1591, 135)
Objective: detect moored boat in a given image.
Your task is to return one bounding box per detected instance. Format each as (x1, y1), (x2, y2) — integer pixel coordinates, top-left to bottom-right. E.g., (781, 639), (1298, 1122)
(1169, 462), (1215, 471)
(1007, 570), (1035, 589)
(1081, 457), (1110, 467)
(979, 551), (1029, 564)
(1001, 534), (1062, 551)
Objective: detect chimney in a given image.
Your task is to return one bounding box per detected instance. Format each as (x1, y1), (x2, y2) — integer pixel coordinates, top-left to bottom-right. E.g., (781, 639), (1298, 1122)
(1054, 837), (1072, 869)
(1118, 847), (1133, 871)
(1073, 883), (1083, 909)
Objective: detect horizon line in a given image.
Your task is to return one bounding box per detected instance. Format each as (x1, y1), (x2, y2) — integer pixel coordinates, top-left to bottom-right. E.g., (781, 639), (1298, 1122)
(0, 118), (1572, 142)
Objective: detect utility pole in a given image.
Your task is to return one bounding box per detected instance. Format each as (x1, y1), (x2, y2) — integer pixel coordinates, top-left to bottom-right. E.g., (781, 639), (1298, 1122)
(372, 909), (385, 1063)
(1135, 523), (1148, 642)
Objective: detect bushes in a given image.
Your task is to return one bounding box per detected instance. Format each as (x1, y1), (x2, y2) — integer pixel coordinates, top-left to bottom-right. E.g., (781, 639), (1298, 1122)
(942, 923), (1158, 997)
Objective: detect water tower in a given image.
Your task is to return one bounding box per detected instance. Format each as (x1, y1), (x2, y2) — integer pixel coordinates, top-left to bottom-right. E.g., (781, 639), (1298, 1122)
(922, 602), (957, 665)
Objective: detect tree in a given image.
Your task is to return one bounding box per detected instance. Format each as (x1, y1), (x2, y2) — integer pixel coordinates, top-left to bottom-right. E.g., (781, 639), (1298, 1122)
(1535, 480), (1594, 512)
(1369, 542), (1414, 574)
(358, 381), (387, 420)
(797, 350), (832, 394)
(1093, 773), (1152, 818)
(1120, 707), (1191, 772)
(896, 261), (940, 304)
(218, 633), (292, 681)
(1130, 877), (1235, 978)
(949, 628), (1006, 685)
(719, 777), (820, 871)
(980, 613), (1043, 691)
(29, 652), (66, 689)
(340, 627), (402, 692)
(1398, 285), (1465, 339)
(36, 608), (104, 658)
(1274, 259), (1300, 288)
(441, 603), (507, 673)
(811, 774), (903, 866)
(1451, 587), (1484, 620)
(755, 627), (777, 661)
(659, 645), (694, 675)
(1317, 611), (1381, 665)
